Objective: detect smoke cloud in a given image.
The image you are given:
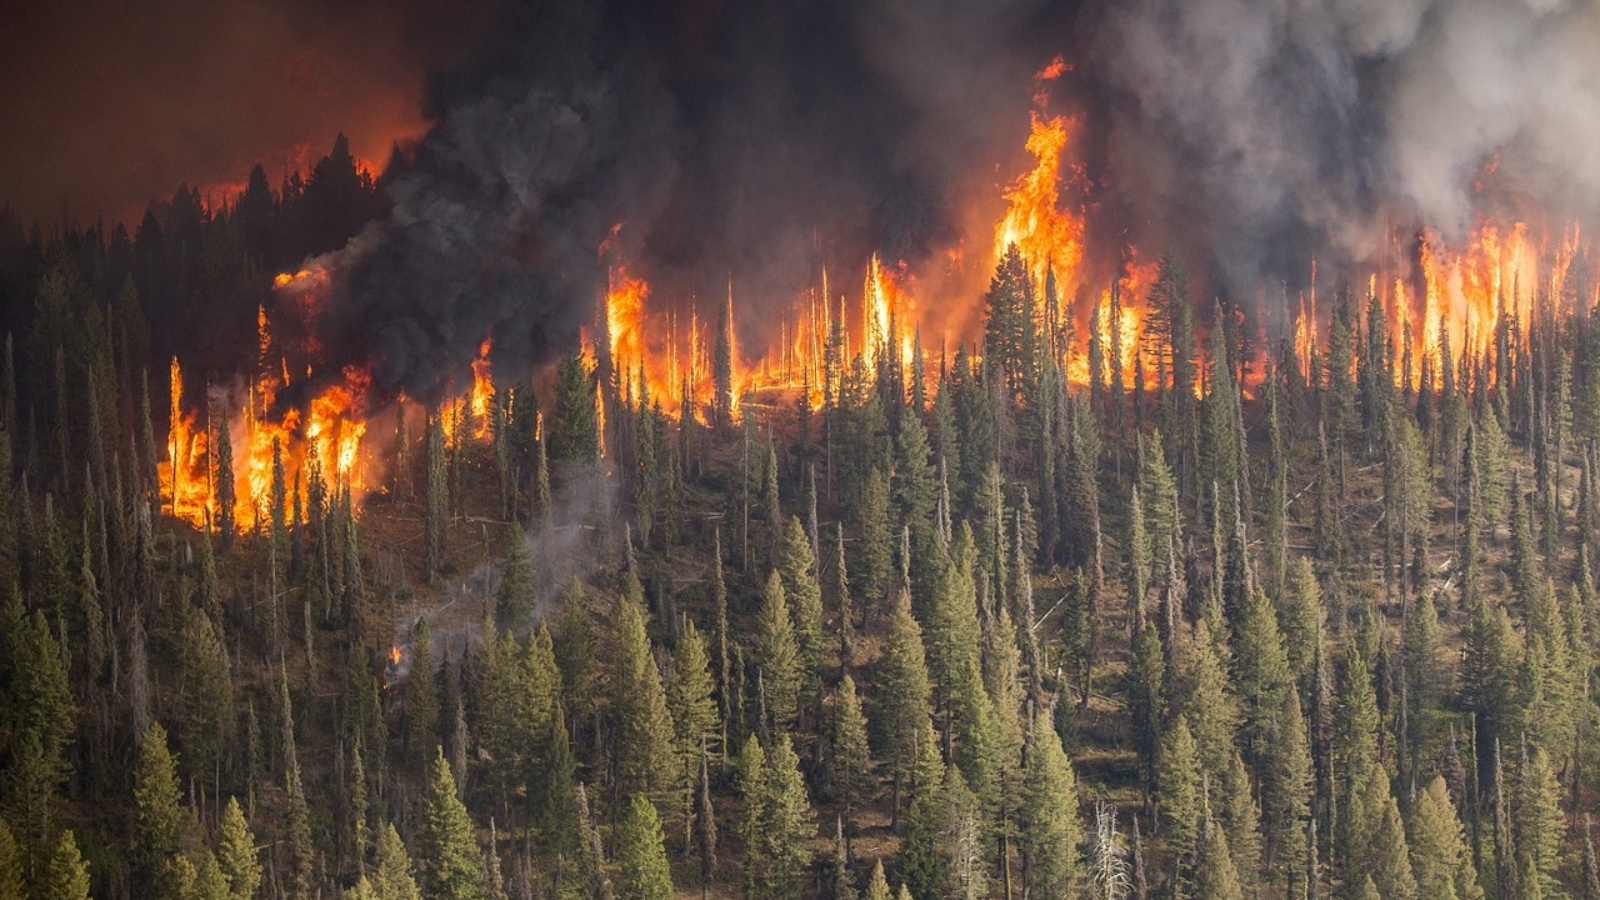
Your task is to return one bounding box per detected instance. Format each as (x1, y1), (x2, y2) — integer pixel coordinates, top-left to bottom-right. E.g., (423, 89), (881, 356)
(1084, 0), (1600, 296)
(304, 0), (1600, 399)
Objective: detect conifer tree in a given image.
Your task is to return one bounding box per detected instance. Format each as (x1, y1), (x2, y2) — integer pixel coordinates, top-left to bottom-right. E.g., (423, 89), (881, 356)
(133, 723), (194, 900)
(552, 353), (600, 466)
(419, 749), (485, 900)
(864, 860), (891, 900)
(668, 621), (720, 794)
(425, 411), (449, 579)
(1231, 589), (1292, 758)
(830, 675), (872, 840)
(405, 617), (439, 760)
(1513, 743), (1564, 900)
(617, 795), (673, 900)
(217, 797), (261, 900)
(1194, 817), (1245, 900)
(39, 829), (90, 900)
(756, 736), (814, 900)
(779, 517), (825, 713)
(1158, 714), (1203, 871)
(855, 467), (893, 612)
(1020, 711), (1085, 900)
(611, 596), (679, 811)
(215, 408), (235, 545)
(877, 588), (933, 823)
(1409, 775), (1483, 900)
(0, 818), (20, 900)
(755, 572), (801, 733)
(1127, 622), (1165, 799)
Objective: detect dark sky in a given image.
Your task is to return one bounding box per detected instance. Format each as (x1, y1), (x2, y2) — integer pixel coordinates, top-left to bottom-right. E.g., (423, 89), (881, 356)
(0, 0), (494, 229)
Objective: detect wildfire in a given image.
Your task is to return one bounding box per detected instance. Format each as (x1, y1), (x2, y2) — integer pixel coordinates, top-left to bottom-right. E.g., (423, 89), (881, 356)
(994, 111), (1085, 313)
(470, 337), (494, 439)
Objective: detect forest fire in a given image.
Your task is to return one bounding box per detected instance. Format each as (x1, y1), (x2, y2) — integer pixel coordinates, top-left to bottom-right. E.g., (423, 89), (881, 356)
(153, 72), (1600, 541)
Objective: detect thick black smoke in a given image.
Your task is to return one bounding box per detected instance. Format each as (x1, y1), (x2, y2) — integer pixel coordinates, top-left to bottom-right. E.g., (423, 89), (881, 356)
(319, 0), (1600, 400)
(318, 0), (1073, 400)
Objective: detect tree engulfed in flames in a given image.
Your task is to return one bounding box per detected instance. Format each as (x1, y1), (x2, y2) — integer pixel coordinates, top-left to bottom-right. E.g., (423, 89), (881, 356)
(158, 60), (1600, 535)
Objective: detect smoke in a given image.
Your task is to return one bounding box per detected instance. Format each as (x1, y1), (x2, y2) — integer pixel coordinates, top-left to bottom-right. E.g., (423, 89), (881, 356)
(312, 0), (1600, 399)
(1083, 0), (1600, 297)
(314, 0), (1071, 401)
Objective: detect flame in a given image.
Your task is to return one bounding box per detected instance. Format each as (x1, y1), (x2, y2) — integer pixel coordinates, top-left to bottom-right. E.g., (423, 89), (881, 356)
(470, 337), (494, 439)
(994, 111), (1084, 304)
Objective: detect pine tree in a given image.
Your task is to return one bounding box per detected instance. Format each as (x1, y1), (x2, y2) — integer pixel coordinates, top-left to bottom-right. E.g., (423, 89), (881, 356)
(1513, 743), (1564, 900)
(779, 517), (826, 714)
(1409, 775), (1484, 900)
(617, 795), (674, 900)
(1126, 621), (1165, 800)
(133, 723), (195, 900)
(1157, 715), (1203, 869)
(1020, 711), (1085, 900)
(38, 829), (90, 900)
(217, 797), (262, 900)
(215, 408), (235, 545)
(668, 620), (721, 796)
(831, 675), (873, 839)
(425, 411), (449, 579)
(864, 860), (891, 900)
(364, 824), (422, 900)
(877, 588), (933, 823)
(754, 736), (814, 900)
(552, 353), (600, 465)
(0, 819), (20, 900)
(1194, 818), (1245, 900)
(406, 617), (439, 760)
(419, 749), (485, 900)
(611, 596), (680, 811)
(755, 572), (802, 733)
(898, 724), (948, 900)
(1231, 589), (1292, 758)
(493, 526), (536, 630)
(855, 467), (893, 612)
(1264, 690), (1312, 893)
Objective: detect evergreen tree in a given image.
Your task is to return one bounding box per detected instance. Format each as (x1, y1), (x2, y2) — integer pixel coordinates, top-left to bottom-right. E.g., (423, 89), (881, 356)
(877, 588), (933, 823)
(215, 409), (235, 545)
(0, 819), (20, 900)
(668, 620), (721, 795)
(755, 572), (802, 733)
(779, 517), (826, 713)
(38, 829), (90, 900)
(133, 723), (196, 900)
(1513, 743), (1564, 900)
(418, 749), (485, 900)
(854, 467), (893, 612)
(830, 675), (872, 837)
(1409, 775), (1483, 900)
(617, 795), (673, 900)
(1020, 711), (1085, 900)
(1194, 818), (1245, 900)
(1157, 715), (1203, 870)
(217, 797), (261, 900)
(611, 596), (680, 811)
(425, 411), (449, 579)
(552, 353), (600, 466)
(405, 617), (439, 760)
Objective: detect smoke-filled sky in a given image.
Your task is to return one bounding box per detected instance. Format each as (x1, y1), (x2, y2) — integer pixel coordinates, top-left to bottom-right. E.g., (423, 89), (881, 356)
(0, 0), (494, 227)
(6, 0), (1599, 398)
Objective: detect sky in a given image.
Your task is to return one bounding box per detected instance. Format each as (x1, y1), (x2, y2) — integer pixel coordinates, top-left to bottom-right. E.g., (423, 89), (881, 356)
(0, 0), (494, 229)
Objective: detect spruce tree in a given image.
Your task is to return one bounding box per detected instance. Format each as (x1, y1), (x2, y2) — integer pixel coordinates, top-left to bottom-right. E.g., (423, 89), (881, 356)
(755, 571), (801, 733)
(1020, 711), (1085, 900)
(217, 797), (262, 900)
(779, 517), (825, 714)
(830, 675), (872, 839)
(1409, 775), (1483, 900)
(876, 588), (933, 823)
(552, 353), (600, 466)
(617, 795), (673, 900)
(39, 829), (90, 900)
(419, 749), (484, 900)
(668, 621), (720, 795)
(611, 595), (679, 811)
(1157, 715), (1203, 870)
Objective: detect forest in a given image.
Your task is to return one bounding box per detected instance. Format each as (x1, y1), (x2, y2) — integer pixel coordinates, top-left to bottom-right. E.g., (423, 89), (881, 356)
(4, 138), (1600, 900)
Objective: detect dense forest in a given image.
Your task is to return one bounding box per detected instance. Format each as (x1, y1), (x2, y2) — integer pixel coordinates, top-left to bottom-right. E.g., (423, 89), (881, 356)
(4, 146), (1600, 900)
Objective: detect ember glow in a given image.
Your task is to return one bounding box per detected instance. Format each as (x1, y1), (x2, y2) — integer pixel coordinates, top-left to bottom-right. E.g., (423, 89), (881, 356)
(155, 68), (1600, 535)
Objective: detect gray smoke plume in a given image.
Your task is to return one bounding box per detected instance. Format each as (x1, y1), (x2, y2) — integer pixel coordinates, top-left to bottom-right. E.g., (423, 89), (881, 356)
(1085, 0), (1600, 297)
(314, 0), (1600, 400)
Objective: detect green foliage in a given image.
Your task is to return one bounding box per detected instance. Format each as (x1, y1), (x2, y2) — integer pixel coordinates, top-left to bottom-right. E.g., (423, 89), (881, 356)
(552, 354), (600, 466)
(1409, 776), (1483, 900)
(611, 597), (679, 812)
(419, 749), (484, 900)
(1020, 711), (1085, 900)
(616, 795), (673, 900)
(830, 675), (872, 819)
(38, 829), (90, 900)
(755, 572), (802, 732)
(217, 797), (261, 900)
